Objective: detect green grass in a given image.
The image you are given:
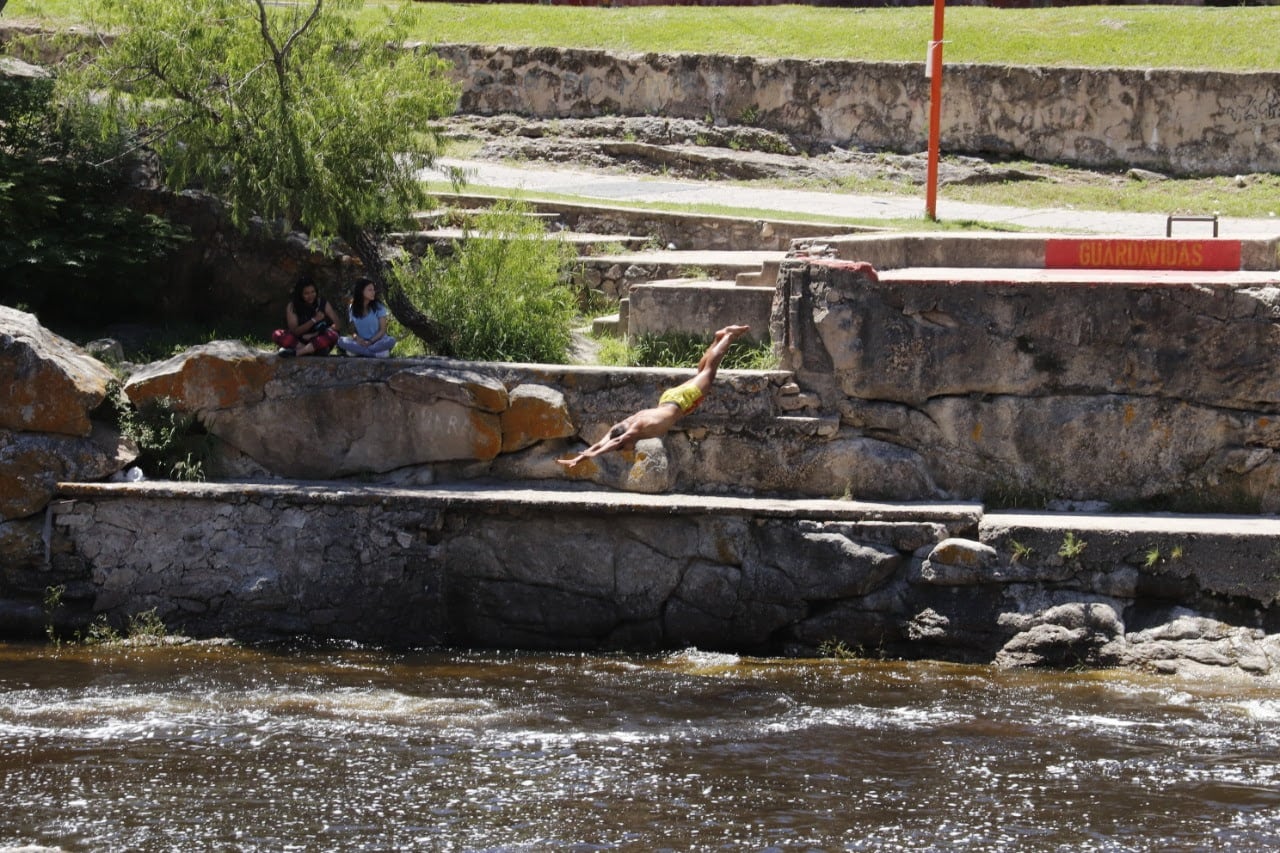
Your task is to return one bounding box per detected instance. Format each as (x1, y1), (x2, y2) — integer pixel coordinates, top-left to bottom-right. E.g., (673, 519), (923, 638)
(940, 165), (1280, 220)
(14, 1), (1280, 221)
(595, 332), (778, 370)
(11, 3), (1278, 222)
(6, 2), (1278, 71)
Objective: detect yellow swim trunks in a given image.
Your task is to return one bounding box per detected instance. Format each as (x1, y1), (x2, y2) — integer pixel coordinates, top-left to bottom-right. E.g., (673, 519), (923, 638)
(658, 383), (704, 413)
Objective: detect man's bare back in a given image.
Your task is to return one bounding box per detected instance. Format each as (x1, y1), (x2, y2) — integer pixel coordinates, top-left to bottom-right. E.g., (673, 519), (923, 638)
(557, 324), (750, 469)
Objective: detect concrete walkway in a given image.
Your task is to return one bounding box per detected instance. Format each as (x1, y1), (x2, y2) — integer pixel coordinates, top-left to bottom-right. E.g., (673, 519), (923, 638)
(436, 157), (1280, 240)
(61, 479), (1280, 541)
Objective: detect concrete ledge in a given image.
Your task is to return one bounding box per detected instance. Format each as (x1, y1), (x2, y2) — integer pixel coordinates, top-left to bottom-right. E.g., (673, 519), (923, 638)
(807, 233), (1280, 272)
(876, 267), (1280, 286)
(55, 480), (983, 530)
(982, 510), (1280, 610)
(627, 280), (775, 342)
(429, 192), (877, 251)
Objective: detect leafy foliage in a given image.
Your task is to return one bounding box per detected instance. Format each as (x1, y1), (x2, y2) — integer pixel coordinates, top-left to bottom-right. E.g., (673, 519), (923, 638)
(393, 201), (578, 363)
(54, 0), (459, 241)
(0, 71), (187, 323)
(105, 385), (209, 481)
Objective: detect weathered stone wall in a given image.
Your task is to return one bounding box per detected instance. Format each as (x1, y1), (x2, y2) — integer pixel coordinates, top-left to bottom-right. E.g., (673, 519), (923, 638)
(40, 482), (1280, 678)
(431, 44), (1280, 177)
(118, 340), (935, 501)
(774, 258), (1280, 510)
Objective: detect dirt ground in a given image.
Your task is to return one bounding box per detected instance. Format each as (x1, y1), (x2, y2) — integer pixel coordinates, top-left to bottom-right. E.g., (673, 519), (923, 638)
(444, 113), (1134, 196)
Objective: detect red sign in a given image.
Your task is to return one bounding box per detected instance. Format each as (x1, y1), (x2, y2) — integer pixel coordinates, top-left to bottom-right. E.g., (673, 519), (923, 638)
(1045, 238), (1242, 271)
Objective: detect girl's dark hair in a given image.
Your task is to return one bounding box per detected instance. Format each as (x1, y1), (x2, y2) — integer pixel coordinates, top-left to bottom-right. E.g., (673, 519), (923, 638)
(350, 276), (381, 318)
(290, 275), (321, 318)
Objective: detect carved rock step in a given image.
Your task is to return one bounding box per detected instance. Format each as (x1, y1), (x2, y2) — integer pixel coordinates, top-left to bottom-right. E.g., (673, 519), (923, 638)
(735, 258), (781, 287)
(627, 278), (775, 342)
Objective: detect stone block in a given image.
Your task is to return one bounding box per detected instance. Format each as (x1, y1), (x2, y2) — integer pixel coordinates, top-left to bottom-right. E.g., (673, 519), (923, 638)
(0, 305), (116, 437)
(500, 384), (574, 453)
(125, 340), (273, 413)
(0, 426), (135, 521)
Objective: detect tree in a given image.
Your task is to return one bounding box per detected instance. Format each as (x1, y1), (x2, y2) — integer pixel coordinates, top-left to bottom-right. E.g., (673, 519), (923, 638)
(54, 0), (459, 347)
(0, 58), (187, 324)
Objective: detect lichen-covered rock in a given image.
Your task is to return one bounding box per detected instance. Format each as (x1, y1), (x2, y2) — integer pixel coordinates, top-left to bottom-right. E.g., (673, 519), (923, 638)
(500, 384), (574, 453)
(387, 366), (509, 413)
(0, 305), (117, 437)
(0, 425), (137, 520)
(556, 437), (675, 494)
(124, 340), (273, 413)
(184, 361), (514, 478)
(914, 538), (1000, 585)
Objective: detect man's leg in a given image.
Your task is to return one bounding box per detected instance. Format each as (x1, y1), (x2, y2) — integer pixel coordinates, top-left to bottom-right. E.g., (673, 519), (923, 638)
(689, 324), (750, 394)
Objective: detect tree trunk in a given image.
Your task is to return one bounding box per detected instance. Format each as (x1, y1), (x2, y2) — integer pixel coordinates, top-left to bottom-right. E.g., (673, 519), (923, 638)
(344, 226), (445, 352)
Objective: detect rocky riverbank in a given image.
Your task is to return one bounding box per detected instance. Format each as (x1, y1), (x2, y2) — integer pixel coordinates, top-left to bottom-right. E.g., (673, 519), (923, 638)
(6, 304), (1280, 681)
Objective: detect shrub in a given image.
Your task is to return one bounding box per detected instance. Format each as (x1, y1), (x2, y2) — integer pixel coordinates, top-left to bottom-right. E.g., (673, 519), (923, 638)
(104, 385), (209, 481)
(392, 201), (578, 363)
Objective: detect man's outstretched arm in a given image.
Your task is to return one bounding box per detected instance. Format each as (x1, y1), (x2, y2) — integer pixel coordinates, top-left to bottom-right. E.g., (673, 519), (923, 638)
(557, 423), (637, 468)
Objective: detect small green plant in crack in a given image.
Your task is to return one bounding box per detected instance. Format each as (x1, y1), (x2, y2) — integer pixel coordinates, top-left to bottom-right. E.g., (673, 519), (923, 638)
(70, 609), (169, 647)
(677, 265), (710, 279)
(1009, 538), (1033, 563)
(1059, 531), (1087, 560)
(79, 615), (123, 646)
(818, 639), (860, 660)
(106, 384), (210, 481)
(125, 609), (169, 642)
(1170, 544), (1185, 560)
(43, 584), (65, 645)
(1143, 545), (1162, 569)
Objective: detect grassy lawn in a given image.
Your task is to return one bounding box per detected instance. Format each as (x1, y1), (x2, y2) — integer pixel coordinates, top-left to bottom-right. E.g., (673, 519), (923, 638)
(940, 167), (1280, 220)
(5, 2), (1278, 71)
(6, 2), (1277, 220)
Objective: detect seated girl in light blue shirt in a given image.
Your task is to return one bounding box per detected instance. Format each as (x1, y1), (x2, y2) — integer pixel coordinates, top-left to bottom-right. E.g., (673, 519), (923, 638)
(337, 277), (396, 358)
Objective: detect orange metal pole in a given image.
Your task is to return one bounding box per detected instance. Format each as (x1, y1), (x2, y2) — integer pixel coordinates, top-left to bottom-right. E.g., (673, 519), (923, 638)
(925, 0), (946, 220)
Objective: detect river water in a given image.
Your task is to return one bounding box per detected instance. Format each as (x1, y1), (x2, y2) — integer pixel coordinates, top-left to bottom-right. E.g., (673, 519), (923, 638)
(2, 642), (1279, 852)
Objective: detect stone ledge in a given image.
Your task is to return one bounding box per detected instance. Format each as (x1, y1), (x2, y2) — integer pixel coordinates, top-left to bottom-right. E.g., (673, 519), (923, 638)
(54, 479), (983, 531)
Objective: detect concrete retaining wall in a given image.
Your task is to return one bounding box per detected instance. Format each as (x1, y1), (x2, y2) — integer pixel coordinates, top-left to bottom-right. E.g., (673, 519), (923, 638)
(38, 481), (1280, 678)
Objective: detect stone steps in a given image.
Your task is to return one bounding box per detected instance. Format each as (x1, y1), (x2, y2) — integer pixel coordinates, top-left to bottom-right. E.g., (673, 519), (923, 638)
(626, 279), (775, 342)
(411, 195), (808, 342)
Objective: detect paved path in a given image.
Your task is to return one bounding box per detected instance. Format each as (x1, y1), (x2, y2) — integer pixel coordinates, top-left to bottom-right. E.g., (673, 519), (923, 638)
(436, 157), (1280, 240)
